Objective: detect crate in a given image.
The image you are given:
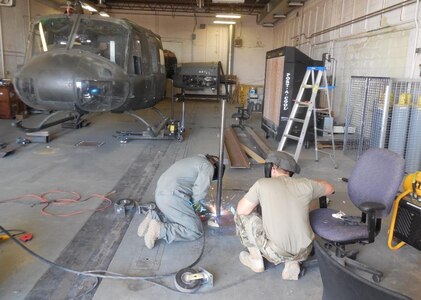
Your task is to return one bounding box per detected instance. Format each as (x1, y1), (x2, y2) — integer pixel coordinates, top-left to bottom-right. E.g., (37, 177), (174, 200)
(0, 83), (27, 119)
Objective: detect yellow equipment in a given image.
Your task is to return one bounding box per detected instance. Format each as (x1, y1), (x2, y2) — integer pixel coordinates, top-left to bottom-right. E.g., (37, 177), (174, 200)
(403, 171), (421, 200)
(388, 171), (421, 250)
(0, 234), (10, 241)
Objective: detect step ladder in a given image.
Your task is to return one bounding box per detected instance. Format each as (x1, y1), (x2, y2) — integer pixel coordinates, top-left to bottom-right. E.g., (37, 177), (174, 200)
(277, 66), (337, 168)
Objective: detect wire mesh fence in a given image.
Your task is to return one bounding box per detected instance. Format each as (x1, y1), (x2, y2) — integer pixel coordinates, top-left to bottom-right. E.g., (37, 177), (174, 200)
(344, 76), (391, 158)
(344, 77), (421, 173)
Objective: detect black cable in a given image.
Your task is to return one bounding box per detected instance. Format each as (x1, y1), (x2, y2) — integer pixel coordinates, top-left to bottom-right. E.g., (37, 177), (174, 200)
(0, 228), (26, 236)
(0, 223), (206, 294)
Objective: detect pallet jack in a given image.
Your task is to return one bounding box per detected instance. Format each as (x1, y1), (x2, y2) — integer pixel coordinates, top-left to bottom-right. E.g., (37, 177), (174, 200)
(114, 79), (185, 143)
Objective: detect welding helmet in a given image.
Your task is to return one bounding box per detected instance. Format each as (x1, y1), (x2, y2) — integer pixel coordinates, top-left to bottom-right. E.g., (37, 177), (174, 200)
(206, 154), (226, 181)
(264, 151), (300, 178)
(403, 171), (421, 201)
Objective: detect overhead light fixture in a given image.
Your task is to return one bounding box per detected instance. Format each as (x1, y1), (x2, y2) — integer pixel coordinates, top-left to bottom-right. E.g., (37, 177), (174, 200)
(212, 0), (245, 3)
(215, 14), (241, 19)
(289, 1), (304, 7)
(99, 11), (110, 17)
(262, 23), (274, 27)
(273, 14), (286, 19)
(213, 20), (236, 25)
(81, 2), (98, 12)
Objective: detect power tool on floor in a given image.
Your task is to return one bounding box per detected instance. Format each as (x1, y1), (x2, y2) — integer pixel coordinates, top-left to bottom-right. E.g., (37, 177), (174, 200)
(174, 267), (213, 293)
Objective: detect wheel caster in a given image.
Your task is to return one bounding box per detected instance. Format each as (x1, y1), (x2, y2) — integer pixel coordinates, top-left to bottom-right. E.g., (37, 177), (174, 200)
(372, 274), (382, 283)
(174, 267), (213, 293)
(175, 268), (201, 293)
(324, 242), (333, 250)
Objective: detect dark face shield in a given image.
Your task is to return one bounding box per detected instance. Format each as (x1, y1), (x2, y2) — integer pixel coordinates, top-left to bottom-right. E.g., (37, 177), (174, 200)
(264, 162), (273, 178)
(213, 163), (226, 181)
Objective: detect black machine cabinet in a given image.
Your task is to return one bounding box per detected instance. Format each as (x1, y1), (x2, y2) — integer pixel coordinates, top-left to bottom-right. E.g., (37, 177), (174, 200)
(394, 198), (421, 251)
(261, 46), (322, 141)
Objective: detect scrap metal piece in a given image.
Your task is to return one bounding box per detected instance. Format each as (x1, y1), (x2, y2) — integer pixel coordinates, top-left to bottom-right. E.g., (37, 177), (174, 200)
(0, 144), (17, 157)
(114, 199), (135, 215)
(75, 141), (105, 147)
(136, 202), (157, 215)
(16, 137), (31, 145)
(26, 131), (50, 143)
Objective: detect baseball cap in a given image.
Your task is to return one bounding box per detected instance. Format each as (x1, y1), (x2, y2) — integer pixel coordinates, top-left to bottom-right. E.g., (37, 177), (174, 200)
(265, 151), (301, 174)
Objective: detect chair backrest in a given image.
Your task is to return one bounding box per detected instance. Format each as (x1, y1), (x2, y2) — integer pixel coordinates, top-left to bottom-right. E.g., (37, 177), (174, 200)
(348, 148), (405, 218)
(314, 241), (412, 300)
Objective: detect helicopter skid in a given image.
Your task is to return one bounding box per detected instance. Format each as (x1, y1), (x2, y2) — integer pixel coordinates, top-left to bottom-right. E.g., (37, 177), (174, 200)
(13, 111), (86, 133)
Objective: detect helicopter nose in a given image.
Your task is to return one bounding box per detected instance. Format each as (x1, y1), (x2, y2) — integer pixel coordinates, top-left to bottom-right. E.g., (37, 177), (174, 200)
(15, 51), (129, 112)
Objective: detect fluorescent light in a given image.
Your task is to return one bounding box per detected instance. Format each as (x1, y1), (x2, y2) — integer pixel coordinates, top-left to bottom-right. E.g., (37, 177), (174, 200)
(273, 14), (286, 19)
(262, 23), (274, 27)
(213, 20), (236, 25)
(289, 1), (304, 7)
(81, 3), (98, 12)
(99, 11), (110, 17)
(215, 14), (241, 19)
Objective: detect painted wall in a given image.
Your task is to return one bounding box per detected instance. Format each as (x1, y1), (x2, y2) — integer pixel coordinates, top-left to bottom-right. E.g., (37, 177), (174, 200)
(110, 11), (274, 86)
(0, 0), (29, 78)
(0, 0), (61, 78)
(273, 0), (420, 123)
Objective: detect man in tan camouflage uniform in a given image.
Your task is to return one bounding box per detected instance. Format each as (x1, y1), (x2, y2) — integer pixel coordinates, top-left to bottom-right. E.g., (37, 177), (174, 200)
(234, 151), (334, 280)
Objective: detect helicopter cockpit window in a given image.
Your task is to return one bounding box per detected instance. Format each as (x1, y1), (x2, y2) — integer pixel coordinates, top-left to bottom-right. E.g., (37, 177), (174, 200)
(147, 35), (165, 74)
(72, 18), (129, 68)
(159, 48), (165, 74)
(31, 17), (74, 56)
(132, 34), (142, 75)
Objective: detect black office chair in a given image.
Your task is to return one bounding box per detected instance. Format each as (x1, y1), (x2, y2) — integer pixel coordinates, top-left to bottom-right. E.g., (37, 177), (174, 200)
(314, 240), (412, 300)
(232, 102), (254, 129)
(310, 148), (405, 282)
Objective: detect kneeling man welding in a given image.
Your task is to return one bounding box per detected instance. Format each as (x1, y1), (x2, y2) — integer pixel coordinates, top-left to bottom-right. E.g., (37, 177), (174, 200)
(138, 154), (224, 249)
(234, 151), (334, 280)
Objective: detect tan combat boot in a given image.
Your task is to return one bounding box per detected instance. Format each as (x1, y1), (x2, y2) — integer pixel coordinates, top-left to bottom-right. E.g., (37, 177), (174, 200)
(137, 211), (152, 237)
(282, 261), (301, 280)
(239, 247), (264, 273)
(144, 219), (161, 249)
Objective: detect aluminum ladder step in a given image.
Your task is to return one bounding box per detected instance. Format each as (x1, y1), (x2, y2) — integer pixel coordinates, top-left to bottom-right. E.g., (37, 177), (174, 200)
(278, 66), (337, 168)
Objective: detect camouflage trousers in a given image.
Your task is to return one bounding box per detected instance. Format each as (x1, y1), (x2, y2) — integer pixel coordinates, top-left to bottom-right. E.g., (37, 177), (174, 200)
(234, 213), (312, 265)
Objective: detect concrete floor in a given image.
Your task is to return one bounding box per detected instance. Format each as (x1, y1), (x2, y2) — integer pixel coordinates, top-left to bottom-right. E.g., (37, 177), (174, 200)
(0, 98), (420, 300)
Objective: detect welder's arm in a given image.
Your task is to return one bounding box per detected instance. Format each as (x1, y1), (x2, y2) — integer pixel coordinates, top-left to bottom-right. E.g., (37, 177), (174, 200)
(316, 180), (335, 196)
(191, 164), (214, 203)
(237, 197), (257, 216)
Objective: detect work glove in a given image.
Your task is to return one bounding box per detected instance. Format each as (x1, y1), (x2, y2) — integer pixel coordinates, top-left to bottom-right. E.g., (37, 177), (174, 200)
(191, 200), (207, 214)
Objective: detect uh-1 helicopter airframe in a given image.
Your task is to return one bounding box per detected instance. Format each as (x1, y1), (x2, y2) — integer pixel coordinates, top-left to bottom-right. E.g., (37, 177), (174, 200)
(13, 12), (183, 141)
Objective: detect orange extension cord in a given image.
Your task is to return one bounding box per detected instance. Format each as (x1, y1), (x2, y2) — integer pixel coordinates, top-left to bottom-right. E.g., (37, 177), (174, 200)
(0, 190), (114, 217)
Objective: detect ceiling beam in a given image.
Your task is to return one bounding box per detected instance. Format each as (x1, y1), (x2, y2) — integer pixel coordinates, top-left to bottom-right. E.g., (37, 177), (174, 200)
(104, 0), (266, 15)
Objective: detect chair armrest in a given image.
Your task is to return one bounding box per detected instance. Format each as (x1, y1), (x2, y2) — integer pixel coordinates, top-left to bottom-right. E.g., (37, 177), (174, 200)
(358, 202), (385, 213)
(358, 202), (385, 243)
